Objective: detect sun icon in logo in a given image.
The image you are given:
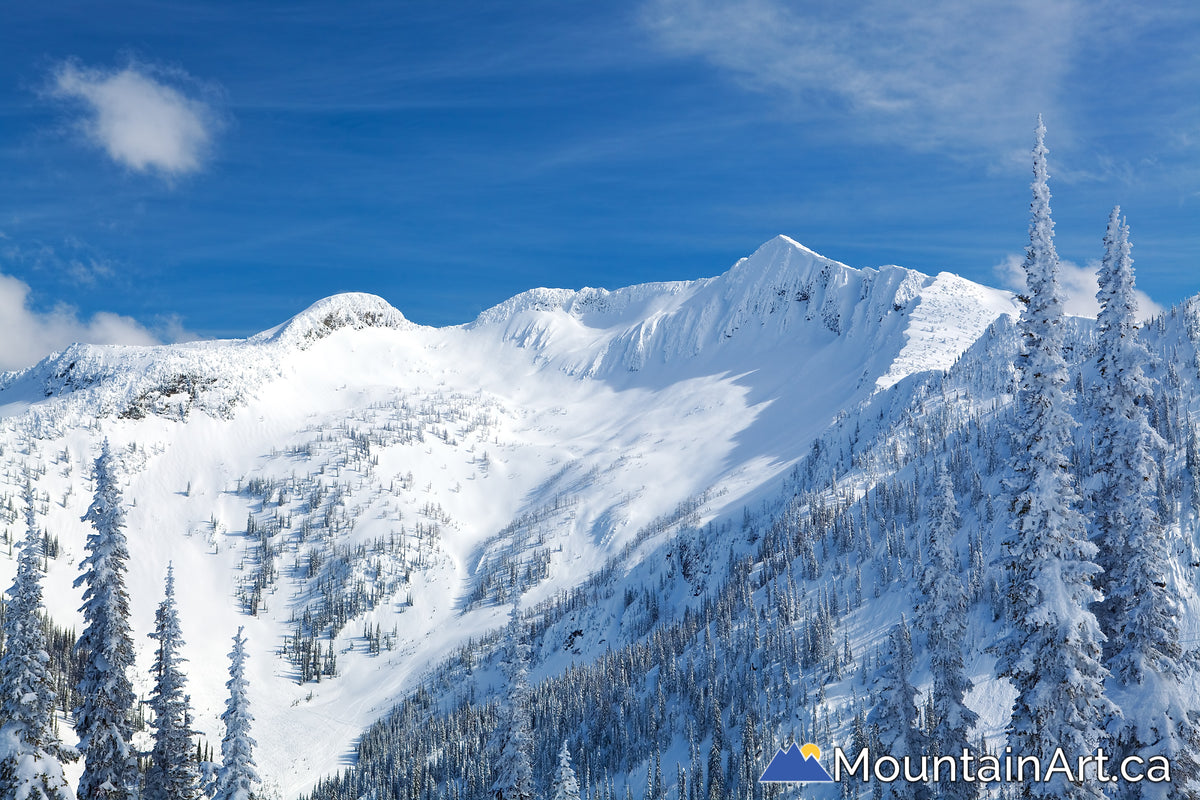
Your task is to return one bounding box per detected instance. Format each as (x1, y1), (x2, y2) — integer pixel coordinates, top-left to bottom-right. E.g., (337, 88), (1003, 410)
(800, 743), (822, 761)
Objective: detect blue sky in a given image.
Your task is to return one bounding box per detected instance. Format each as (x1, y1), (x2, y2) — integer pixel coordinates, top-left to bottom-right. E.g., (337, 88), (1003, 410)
(1, 0), (1197, 369)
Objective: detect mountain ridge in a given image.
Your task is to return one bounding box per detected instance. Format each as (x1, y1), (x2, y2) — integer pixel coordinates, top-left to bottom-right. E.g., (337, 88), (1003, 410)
(0, 236), (1021, 415)
(0, 236), (1028, 797)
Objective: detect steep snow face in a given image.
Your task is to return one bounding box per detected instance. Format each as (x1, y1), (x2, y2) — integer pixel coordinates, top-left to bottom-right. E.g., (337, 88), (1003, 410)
(0, 238), (1019, 797)
(880, 269), (1021, 390)
(469, 236), (1019, 386)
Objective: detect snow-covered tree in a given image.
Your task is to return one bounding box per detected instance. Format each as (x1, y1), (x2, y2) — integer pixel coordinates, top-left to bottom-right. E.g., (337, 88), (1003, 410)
(705, 696), (723, 800)
(74, 441), (139, 800)
(0, 481), (76, 800)
(918, 464), (978, 800)
(550, 741), (580, 800)
(871, 619), (924, 800)
(999, 118), (1115, 800)
(214, 627), (259, 800)
(1092, 208), (1199, 799)
(491, 602), (535, 800)
(144, 564), (201, 800)
(1092, 206), (1177, 680)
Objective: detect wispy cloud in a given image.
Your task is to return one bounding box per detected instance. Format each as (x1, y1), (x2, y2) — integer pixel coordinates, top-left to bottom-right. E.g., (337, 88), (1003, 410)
(50, 59), (219, 177)
(637, 0), (1148, 156)
(993, 252), (1163, 320)
(1, 234), (116, 286)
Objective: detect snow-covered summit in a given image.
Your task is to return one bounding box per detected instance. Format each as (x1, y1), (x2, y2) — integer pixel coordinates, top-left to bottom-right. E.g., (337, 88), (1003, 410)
(1, 238), (1017, 423)
(468, 234), (1019, 385)
(251, 292), (416, 348)
(0, 294), (415, 423)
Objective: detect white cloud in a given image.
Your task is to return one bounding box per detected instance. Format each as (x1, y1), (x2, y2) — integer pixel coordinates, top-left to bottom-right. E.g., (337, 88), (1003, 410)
(639, 0), (1078, 153)
(993, 253), (1164, 320)
(51, 60), (217, 176)
(0, 271), (160, 372)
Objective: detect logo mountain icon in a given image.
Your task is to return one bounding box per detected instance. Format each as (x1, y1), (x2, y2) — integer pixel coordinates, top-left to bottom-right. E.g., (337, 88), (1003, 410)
(760, 743), (836, 783)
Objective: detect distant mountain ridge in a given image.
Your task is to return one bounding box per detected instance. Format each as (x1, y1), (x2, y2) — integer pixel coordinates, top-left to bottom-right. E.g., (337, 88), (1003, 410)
(1, 236), (1019, 414)
(469, 235), (1019, 383)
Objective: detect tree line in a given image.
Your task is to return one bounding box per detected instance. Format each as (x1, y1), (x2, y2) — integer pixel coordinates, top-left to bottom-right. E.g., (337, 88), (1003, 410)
(0, 441), (260, 800)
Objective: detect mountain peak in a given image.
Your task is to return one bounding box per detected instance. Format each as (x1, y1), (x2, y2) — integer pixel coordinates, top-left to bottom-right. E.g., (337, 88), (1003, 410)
(252, 292), (414, 347)
(724, 234), (855, 294)
(459, 236), (1017, 386)
(757, 233), (826, 258)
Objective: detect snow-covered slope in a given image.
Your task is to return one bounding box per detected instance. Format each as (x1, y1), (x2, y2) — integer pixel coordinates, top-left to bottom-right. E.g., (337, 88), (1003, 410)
(0, 237), (1020, 797)
(471, 235), (1016, 386)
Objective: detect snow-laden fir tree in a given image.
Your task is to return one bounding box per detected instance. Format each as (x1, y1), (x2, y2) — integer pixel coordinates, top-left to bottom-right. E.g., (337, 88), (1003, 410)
(999, 118), (1115, 800)
(870, 619), (925, 800)
(1092, 208), (1199, 799)
(646, 748), (663, 800)
(213, 627), (259, 800)
(705, 695), (723, 800)
(144, 564), (201, 800)
(491, 602), (536, 800)
(1092, 206), (1176, 680)
(0, 481), (76, 800)
(918, 464), (978, 800)
(846, 706), (872, 800)
(550, 741), (580, 800)
(74, 441), (139, 800)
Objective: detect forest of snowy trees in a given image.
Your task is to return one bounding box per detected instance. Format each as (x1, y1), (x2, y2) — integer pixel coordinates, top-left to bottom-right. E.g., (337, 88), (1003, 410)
(0, 441), (259, 800)
(3, 119), (1200, 800)
(299, 122), (1200, 800)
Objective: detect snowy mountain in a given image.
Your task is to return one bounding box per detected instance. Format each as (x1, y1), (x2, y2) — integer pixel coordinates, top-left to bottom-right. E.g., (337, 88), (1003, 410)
(0, 235), (1021, 796)
(8, 229), (1194, 800)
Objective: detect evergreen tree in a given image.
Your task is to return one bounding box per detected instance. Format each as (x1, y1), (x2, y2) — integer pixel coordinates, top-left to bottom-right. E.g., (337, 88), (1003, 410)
(918, 464), (978, 800)
(214, 627), (259, 800)
(0, 481), (76, 800)
(1092, 206), (1177, 681)
(550, 741), (581, 800)
(999, 118), (1115, 800)
(144, 565), (201, 800)
(491, 603), (535, 800)
(1093, 208), (1199, 799)
(705, 698), (723, 800)
(847, 707), (871, 800)
(871, 619), (924, 800)
(74, 441), (139, 800)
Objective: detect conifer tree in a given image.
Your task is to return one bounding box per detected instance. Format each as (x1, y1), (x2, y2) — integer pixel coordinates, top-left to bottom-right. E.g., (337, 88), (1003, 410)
(144, 565), (201, 800)
(214, 627), (259, 800)
(705, 697), (723, 800)
(871, 619), (924, 800)
(848, 707), (871, 800)
(0, 481), (76, 800)
(918, 464), (978, 800)
(1092, 207), (1177, 680)
(550, 741), (581, 800)
(999, 118), (1114, 800)
(1092, 208), (1199, 799)
(74, 441), (139, 800)
(491, 602), (535, 800)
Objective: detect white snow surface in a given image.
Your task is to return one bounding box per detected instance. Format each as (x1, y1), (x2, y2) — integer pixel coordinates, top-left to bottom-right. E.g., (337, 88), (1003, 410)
(0, 237), (1019, 797)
